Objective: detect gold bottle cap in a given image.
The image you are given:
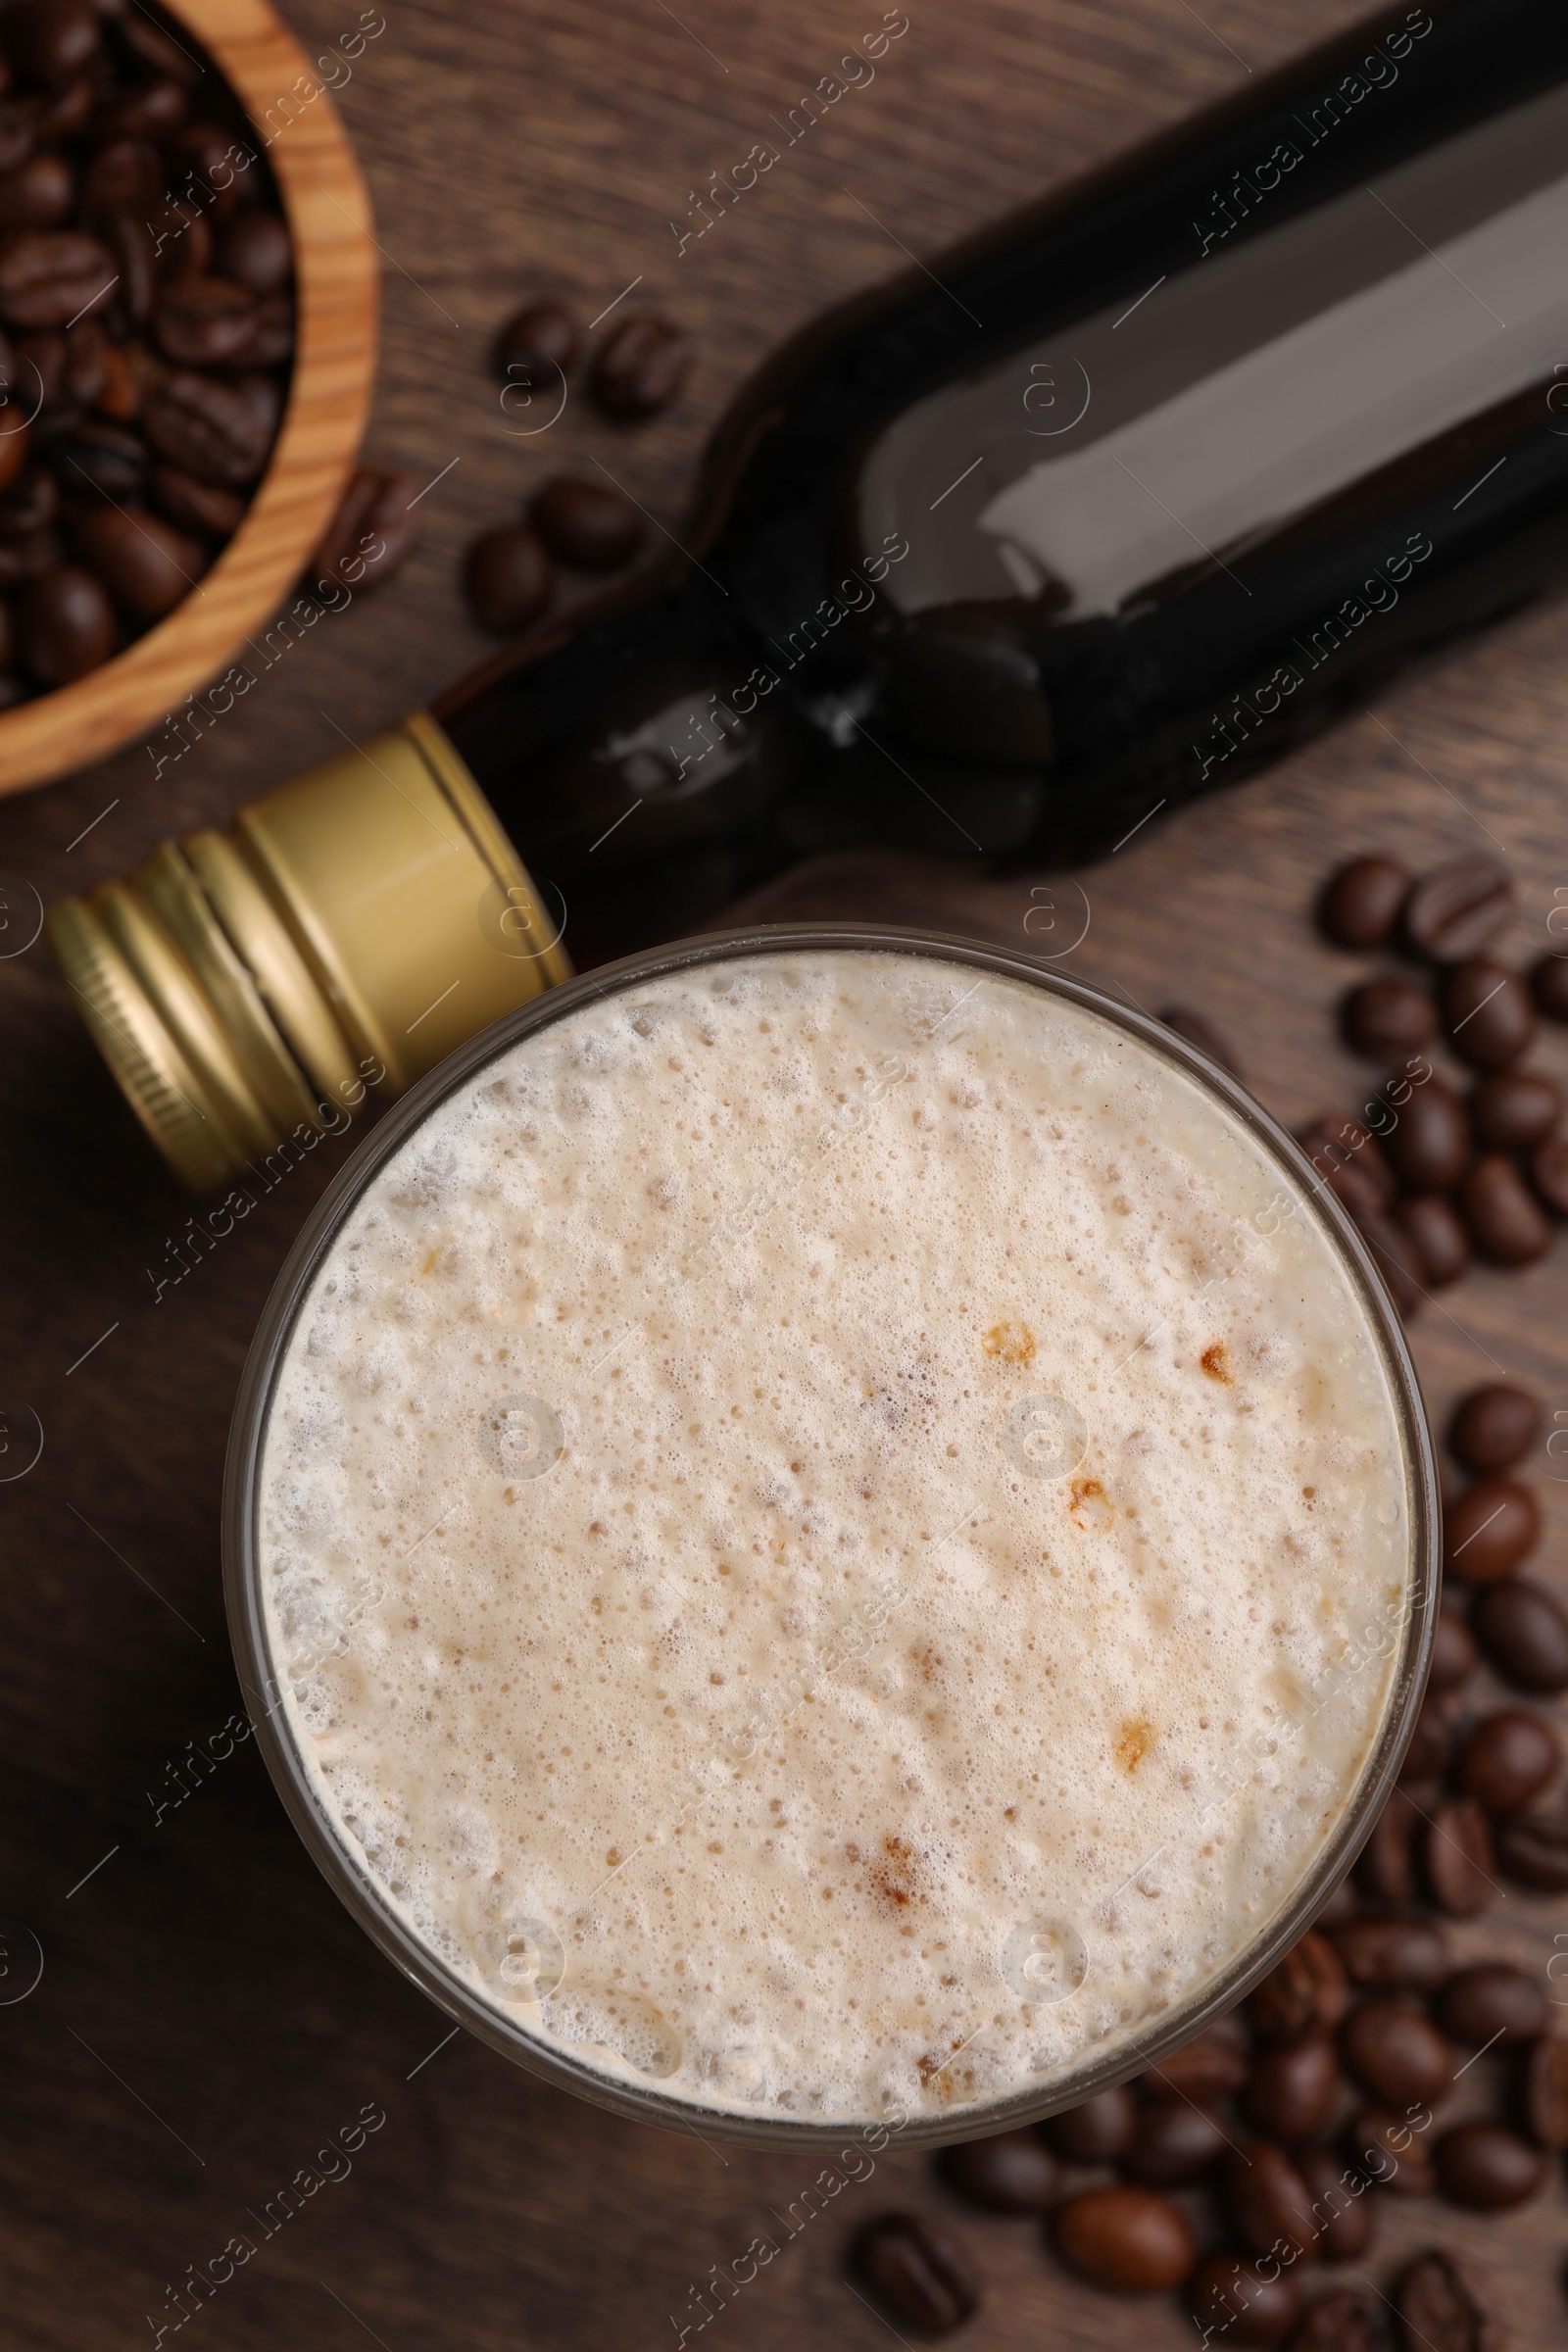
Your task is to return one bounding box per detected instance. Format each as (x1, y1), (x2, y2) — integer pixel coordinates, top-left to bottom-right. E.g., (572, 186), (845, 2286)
(46, 713), (571, 1193)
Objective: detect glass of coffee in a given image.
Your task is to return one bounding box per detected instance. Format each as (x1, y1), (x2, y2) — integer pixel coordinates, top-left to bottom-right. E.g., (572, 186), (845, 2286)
(225, 926), (1438, 2147)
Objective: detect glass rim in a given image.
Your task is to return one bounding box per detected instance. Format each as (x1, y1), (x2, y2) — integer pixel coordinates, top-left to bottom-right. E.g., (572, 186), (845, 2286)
(223, 920), (1441, 2150)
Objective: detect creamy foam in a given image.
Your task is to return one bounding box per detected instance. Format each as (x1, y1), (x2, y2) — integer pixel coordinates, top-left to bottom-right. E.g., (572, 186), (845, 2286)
(258, 950), (1411, 2123)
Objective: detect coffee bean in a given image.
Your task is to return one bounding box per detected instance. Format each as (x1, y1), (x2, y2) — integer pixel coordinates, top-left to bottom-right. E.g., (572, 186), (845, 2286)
(1316, 1878), (1359, 1929)
(0, 150), (74, 229)
(1443, 1478), (1539, 1583)
(34, 76), (95, 142)
(1320, 856), (1409, 949)
(1123, 2102), (1229, 2185)
(1494, 1809), (1568, 1889)
(1471, 1069), (1560, 1152)
(464, 523), (553, 633)
(147, 196), (212, 282)
(1350, 1204), (1422, 1317)
(1437, 1962), (1547, 2049)
(1459, 1707), (1559, 1812)
(1383, 1080), (1470, 1193)
(99, 209), (157, 325)
(856, 2214), (978, 2335)
(218, 210), (291, 296)
(0, 103), (36, 177)
(1429, 1605), (1479, 1690)
(1434, 2121), (1544, 2210)
(1471, 1577), (1568, 1691)
(16, 559), (112, 679)
(1138, 2014), (1250, 2102)
(156, 274), (256, 366)
(1461, 1152), (1552, 1263)
(1155, 1003), (1245, 1078)
(1422, 1796), (1496, 1916)
(1342, 980), (1437, 1059)
(1357, 1788), (1419, 1904)
(1296, 2147), (1374, 2262)
(591, 309), (692, 416)
(1401, 1687), (1463, 1779)
(1297, 1116), (1397, 1222)
(1532, 952), (1568, 1022)
(79, 138), (159, 217)
(1244, 2036), (1341, 2143)
(1330, 1916), (1447, 1993)
(1044, 2084), (1136, 2161)
(1448, 1383), (1542, 1473)
(1442, 958), (1534, 1070)
(149, 462), (242, 538)
(172, 121), (242, 218)
(1290, 2288), (1384, 2352)
(1190, 2250), (1301, 2345)
(493, 296), (577, 383)
(1396, 2252), (1500, 2352)
(72, 501), (203, 617)
(3, 0), (100, 86)
(50, 416), (146, 498)
(1523, 2033), (1568, 2149)
(1394, 1196), (1470, 1288)
(1532, 1133), (1568, 1216)
(90, 77), (190, 143)
(1347, 2104), (1435, 2194)
(938, 2129), (1057, 2213)
(1404, 858), (1515, 962)
(1341, 2001), (1453, 2107)
(141, 368), (278, 484)
(1250, 1932), (1349, 2045)
(1224, 2141), (1321, 2262)
(309, 466), (418, 595)
(1054, 2185), (1195, 2293)
(0, 465), (57, 538)
(0, 226), (115, 326)
(532, 474), (646, 571)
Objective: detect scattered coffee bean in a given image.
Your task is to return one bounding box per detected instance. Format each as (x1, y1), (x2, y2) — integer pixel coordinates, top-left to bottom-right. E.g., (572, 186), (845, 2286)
(1297, 1116), (1397, 1221)
(1458, 1707), (1559, 1813)
(1290, 2288), (1384, 2352)
(1442, 958), (1534, 1070)
(856, 2214), (978, 2336)
(1429, 1605), (1479, 1690)
(1190, 2250), (1302, 2346)
(1244, 2035), (1341, 2143)
(1223, 2140), (1321, 2263)
(1348, 2105), (1436, 2195)
(1155, 1003), (1244, 1077)
(1422, 1795), (1496, 1917)
(1296, 2147), (1375, 2262)
(532, 475), (646, 571)
(1342, 979), (1437, 1058)
(309, 466), (419, 596)
(1045, 2084), (1136, 2161)
(1401, 1687), (1463, 1780)
(1471, 1069), (1561, 1151)
(1394, 1196), (1470, 1287)
(1437, 1962), (1547, 2049)
(1123, 2103), (1229, 2186)
(1443, 1478), (1539, 1583)
(1249, 1931), (1349, 2045)
(1448, 1382), (1542, 1473)
(1340, 2000), (1453, 2107)
(1054, 2185), (1196, 2294)
(1522, 2033), (1568, 2149)
(1330, 1916), (1447, 1992)
(218, 210), (292, 297)
(1382, 1080), (1470, 1193)
(1316, 1878), (1360, 1929)
(493, 296), (578, 384)
(1460, 1152), (1552, 1263)
(1532, 1133), (1568, 1216)
(71, 503), (204, 619)
(1139, 2015), (1250, 2102)
(1357, 1787), (1419, 1905)
(1396, 2251), (1500, 2352)
(16, 561), (113, 681)
(1470, 1577), (1568, 1691)
(1404, 858), (1515, 962)
(591, 309), (692, 416)
(938, 2129), (1057, 2214)
(463, 524), (554, 634)
(1433, 2120), (1544, 2210)
(1494, 1809), (1568, 1889)
(1351, 1204), (1423, 1316)
(1320, 856), (1410, 949)
(1532, 952), (1568, 1022)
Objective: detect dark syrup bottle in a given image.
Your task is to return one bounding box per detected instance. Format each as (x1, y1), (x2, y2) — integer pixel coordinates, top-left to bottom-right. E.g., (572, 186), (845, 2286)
(443, 0), (1568, 964)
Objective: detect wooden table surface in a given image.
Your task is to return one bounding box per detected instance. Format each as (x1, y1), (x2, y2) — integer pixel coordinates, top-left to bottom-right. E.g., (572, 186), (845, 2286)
(2, 0), (1566, 2345)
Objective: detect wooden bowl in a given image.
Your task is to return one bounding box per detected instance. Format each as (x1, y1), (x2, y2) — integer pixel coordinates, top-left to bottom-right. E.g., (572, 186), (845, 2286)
(0, 0), (378, 796)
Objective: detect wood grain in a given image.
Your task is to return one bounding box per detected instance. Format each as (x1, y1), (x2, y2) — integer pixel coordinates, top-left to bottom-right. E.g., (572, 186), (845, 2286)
(0, 0), (377, 793)
(0, 1), (1565, 2347)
